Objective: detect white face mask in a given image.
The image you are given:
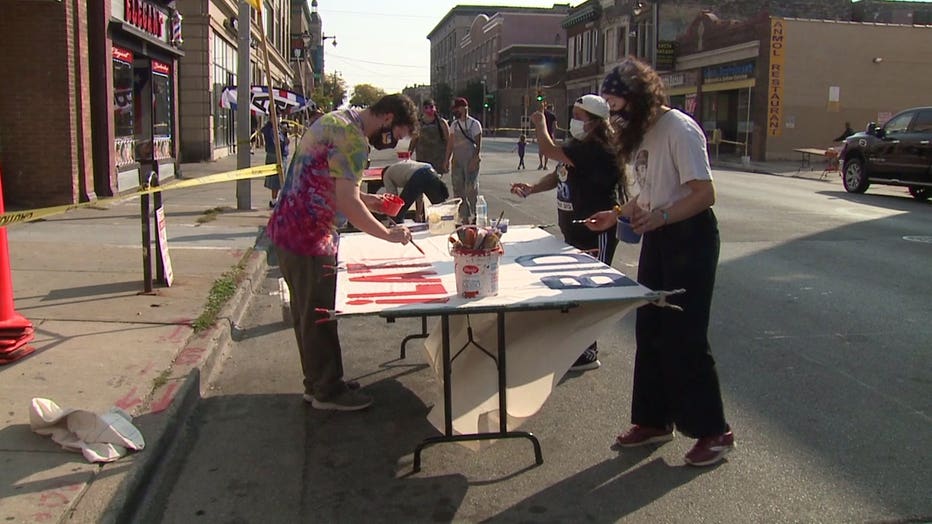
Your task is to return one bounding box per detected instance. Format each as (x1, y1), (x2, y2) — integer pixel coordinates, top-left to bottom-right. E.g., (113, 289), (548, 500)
(569, 118), (588, 139)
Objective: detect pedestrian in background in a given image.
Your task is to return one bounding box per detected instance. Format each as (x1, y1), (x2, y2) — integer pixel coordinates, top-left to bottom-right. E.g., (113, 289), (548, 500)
(833, 121), (855, 142)
(537, 102), (557, 170)
(584, 57), (734, 466)
(513, 94), (623, 372)
(513, 134), (527, 169)
(262, 115), (290, 208)
(445, 97), (482, 224)
(267, 93), (417, 412)
(408, 98), (449, 174)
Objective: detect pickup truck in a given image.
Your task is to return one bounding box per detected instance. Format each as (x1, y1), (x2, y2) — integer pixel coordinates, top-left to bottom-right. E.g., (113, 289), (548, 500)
(840, 106), (932, 201)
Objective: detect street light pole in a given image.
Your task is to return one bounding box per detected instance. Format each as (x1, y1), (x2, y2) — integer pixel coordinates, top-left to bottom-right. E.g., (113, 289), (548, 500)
(481, 77), (486, 128)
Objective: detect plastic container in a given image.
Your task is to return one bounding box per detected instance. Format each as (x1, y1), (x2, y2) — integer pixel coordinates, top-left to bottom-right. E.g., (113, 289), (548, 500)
(476, 195), (488, 226)
(426, 198), (461, 235)
(616, 216), (641, 244)
(380, 194), (405, 216)
(451, 246), (503, 299)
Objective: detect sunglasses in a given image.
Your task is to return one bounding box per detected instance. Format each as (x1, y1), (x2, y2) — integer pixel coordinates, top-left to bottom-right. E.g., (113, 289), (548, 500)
(424, 104), (435, 108)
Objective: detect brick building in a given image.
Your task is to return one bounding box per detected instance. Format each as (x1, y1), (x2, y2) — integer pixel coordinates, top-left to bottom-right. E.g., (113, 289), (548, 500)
(429, 5), (571, 134)
(0, 0), (298, 208)
(0, 1), (183, 208)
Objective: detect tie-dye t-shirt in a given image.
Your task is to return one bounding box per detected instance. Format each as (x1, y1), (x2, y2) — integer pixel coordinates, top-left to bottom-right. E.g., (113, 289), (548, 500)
(266, 109), (369, 256)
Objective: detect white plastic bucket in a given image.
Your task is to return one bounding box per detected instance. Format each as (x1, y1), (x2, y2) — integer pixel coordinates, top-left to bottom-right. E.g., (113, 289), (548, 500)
(452, 247), (502, 299)
(426, 198), (461, 235)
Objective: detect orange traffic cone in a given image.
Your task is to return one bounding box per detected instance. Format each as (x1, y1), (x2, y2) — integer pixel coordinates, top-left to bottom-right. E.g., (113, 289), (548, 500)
(0, 167), (35, 364)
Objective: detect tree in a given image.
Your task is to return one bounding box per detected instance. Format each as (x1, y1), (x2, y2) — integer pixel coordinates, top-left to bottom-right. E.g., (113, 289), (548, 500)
(433, 82), (453, 119)
(349, 84), (386, 108)
(462, 80), (485, 118)
(310, 73), (347, 111)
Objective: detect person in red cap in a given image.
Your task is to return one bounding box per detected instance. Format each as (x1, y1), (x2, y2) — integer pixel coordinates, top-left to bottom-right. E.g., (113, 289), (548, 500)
(444, 97), (482, 224)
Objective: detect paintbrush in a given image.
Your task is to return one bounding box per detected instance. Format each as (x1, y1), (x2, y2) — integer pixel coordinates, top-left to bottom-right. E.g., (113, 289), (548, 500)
(386, 217), (426, 255)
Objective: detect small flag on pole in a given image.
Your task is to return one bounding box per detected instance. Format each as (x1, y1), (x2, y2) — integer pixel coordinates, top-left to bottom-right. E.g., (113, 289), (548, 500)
(245, 0), (262, 10)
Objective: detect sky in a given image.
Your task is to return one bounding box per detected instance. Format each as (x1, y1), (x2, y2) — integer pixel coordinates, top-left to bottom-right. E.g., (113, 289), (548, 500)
(316, 0), (563, 95)
(315, 0), (932, 95)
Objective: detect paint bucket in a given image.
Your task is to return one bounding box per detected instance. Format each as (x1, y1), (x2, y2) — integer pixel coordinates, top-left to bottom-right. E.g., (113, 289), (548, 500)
(451, 245), (503, 299)
(426, 198), (461, 235)
(380, 194), (404, 216)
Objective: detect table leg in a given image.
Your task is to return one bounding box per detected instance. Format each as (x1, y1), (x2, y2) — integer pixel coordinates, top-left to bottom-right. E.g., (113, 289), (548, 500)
(399, 316), (429, 359)
(412, 312), (543, 472)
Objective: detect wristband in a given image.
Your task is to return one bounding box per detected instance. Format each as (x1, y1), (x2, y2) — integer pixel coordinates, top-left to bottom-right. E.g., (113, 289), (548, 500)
(660, 209), (669, 224)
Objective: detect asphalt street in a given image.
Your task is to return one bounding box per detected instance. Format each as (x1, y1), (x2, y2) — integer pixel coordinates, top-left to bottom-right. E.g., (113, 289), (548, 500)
(140, 139), (931, 523)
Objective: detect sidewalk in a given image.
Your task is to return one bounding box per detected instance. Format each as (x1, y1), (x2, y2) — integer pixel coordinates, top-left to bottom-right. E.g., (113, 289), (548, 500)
(0, 152), (275, 523)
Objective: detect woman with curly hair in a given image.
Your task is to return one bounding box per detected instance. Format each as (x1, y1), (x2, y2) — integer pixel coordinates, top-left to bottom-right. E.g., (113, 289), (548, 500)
(584, 57), (735, 466)
(513, 94), (625, 372)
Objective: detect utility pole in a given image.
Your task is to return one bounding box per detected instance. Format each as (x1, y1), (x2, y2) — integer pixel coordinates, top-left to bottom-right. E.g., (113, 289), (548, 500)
(651, 0), (660, 69)
(235, 1), (252, 210)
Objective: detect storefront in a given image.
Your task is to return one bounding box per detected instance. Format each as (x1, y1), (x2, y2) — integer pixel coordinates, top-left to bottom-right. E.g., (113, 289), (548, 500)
(105, 0), (183, 193)
(661, 70), (699, 117)
(698, 61), (755, 156)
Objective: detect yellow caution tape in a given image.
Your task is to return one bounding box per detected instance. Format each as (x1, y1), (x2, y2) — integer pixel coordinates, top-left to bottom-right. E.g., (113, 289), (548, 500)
(0, 164), (279, 227)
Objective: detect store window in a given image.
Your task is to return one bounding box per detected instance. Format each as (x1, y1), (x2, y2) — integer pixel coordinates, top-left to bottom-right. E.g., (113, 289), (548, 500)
(113, 46), (135, 166)
(152, 60), (173, 160)
(212, 31), (237, 148)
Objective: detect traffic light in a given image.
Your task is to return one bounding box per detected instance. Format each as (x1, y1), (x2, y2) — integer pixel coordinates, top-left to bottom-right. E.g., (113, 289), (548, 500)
(536, 88), (544, 102)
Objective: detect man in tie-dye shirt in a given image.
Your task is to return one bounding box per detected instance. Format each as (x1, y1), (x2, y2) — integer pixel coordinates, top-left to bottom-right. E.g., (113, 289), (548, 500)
(268, 94), (418, 411)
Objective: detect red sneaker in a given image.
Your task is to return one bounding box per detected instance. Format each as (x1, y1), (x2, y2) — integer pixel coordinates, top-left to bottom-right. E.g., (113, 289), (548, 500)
(615, 425), (675, 447)
(685, 430), (735, 466)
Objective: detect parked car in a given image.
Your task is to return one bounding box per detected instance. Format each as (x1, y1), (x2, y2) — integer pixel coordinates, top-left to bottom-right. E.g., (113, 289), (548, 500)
(840, 106), (932, 201)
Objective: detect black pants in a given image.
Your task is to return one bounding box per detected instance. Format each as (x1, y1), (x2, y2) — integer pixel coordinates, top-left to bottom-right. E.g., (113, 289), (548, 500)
(631, 209), (727, 438)
(394, 169), (444, 222)
(560, 222), (618, 265)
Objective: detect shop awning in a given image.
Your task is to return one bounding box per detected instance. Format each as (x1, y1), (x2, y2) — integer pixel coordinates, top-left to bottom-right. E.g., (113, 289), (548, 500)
(701, 78), (756, 93)
(667, 86), (698, 96)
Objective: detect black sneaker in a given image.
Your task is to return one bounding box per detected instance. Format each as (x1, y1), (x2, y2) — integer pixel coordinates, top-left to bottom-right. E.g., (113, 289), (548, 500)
(570, 346), (601, 372)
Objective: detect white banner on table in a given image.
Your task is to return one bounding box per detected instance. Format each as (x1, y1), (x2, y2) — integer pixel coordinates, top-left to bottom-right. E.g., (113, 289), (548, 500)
(336, 226), (656, 444)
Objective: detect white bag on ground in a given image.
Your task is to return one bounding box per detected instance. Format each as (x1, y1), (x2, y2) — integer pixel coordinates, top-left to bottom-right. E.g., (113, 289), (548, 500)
(28, 398), (145, 463)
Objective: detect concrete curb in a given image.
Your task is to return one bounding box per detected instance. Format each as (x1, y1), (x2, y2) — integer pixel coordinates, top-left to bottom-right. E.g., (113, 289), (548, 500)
(93, 239), (272, 523)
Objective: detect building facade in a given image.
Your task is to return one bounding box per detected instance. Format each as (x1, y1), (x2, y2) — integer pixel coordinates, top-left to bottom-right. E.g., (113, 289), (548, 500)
(429, 5), (570, 132)
(176, 0), (294, 162)
(0, 0), (184, 208)
(669, 12), (932, 160)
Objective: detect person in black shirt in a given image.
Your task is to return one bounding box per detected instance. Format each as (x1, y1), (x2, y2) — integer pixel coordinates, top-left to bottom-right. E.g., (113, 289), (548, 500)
(833, 121), (855, 142)
(512, 94), (625, 372)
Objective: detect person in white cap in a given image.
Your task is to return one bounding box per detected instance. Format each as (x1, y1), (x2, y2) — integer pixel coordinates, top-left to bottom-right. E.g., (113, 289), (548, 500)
(512, 93), (627, 372)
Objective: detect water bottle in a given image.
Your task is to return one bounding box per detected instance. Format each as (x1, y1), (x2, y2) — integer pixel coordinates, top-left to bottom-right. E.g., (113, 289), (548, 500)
(476, 195), (488, 226)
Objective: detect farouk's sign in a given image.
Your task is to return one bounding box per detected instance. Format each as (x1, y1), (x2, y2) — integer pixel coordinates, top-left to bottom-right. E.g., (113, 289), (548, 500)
(768, 18), (785, 137)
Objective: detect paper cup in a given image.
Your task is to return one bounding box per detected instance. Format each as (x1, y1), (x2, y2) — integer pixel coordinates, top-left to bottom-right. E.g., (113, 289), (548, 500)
(616, 216), (641, 244)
